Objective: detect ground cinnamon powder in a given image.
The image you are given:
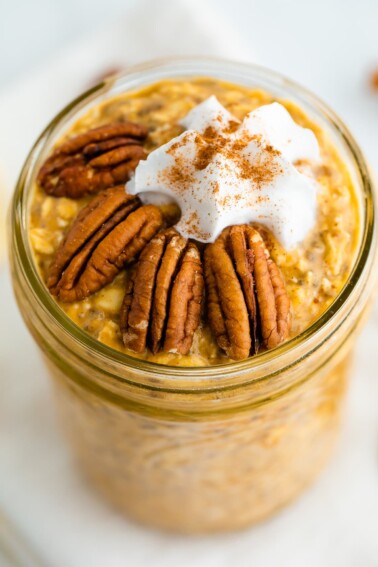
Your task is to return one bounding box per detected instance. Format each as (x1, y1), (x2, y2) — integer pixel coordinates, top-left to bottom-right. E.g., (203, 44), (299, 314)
(158, 114), (284, 237)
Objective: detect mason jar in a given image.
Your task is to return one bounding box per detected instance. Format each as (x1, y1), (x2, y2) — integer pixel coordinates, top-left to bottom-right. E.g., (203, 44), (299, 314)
(9, 58), (377, 534)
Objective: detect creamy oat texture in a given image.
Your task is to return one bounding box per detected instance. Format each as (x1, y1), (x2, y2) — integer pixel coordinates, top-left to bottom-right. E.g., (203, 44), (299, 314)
(29, 78), (359, 365)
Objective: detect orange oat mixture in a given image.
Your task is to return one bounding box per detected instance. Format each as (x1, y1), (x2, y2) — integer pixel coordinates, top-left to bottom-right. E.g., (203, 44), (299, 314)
(29, 78), (360, 366)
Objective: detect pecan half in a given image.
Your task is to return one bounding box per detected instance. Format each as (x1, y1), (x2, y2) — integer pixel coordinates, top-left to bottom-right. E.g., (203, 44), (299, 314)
(38, 122), (148, 198)
(204, 225), (291, 360)
(120, 229), (204, 355)
(48, 185), (164, 302)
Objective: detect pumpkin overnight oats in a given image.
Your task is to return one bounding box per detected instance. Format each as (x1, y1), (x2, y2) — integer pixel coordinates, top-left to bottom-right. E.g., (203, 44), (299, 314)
(10, 60), (377, 533)
(29, 78), (359, 364)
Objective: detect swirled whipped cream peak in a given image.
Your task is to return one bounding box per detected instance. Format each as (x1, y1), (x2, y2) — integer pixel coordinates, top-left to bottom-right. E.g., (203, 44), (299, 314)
(126, 95), (320, 248)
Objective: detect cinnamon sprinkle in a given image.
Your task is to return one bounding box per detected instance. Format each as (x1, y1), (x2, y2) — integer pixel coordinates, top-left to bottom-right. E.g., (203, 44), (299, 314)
(158, 116), (285, 236)
(184, 211), (211, 240)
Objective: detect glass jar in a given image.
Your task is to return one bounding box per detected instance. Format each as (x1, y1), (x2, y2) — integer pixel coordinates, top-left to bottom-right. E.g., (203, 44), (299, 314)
(9, 58), (377, 534)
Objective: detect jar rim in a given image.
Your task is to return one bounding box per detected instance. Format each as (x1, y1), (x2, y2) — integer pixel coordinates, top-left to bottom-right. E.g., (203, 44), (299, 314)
(11, 56), (377, 387)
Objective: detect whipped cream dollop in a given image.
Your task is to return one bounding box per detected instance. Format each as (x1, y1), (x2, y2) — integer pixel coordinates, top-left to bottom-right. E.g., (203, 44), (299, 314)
(127, 96), (320, 248)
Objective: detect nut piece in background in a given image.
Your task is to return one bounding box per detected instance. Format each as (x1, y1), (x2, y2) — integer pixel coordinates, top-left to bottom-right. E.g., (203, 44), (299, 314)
(370, 68), (378, 92)
(38, 122), (148, 198)
(120, 228), (204, 355)
(48, 185), (164, 302)
(204, 225), (291, 360)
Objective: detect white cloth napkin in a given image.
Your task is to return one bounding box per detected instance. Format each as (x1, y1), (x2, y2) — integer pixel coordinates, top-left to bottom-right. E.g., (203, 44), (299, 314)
(1, 1), (378, 566)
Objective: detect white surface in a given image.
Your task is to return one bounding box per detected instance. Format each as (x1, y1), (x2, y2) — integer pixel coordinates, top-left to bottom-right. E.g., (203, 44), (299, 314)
(1, 0), (378, 566)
